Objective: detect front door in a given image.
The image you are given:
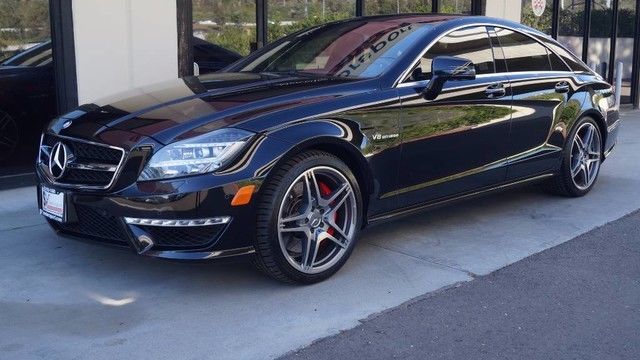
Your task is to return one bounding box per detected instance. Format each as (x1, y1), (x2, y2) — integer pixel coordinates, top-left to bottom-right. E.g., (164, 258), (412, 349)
(394, 26), (513, 209)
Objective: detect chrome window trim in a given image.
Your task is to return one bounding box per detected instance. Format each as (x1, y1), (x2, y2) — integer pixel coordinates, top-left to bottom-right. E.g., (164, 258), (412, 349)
(38, 133), (127, 190)
(393, 22), (588, 88)
(397, 71), (573, 90)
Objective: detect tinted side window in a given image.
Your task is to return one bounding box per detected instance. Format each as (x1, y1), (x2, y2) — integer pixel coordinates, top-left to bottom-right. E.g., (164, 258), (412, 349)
(494, 28), (551, 72)
(538, 37), (591, 73)
(547, 49), (571, 71)
(413, 26), (494, 80)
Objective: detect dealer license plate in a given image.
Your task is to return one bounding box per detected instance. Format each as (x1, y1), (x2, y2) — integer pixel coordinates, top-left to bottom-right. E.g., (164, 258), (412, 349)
(41, 186), (65, 222)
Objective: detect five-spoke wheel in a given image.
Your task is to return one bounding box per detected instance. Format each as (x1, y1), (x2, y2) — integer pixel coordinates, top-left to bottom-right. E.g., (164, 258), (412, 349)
(253, 151), (362, 283)
(277, 166), (357, 274)
(569, 122), (601, 191)
(545, 116), (603, 197)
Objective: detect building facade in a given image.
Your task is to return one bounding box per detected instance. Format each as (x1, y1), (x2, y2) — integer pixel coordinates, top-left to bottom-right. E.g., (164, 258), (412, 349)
(42, 0), (639, 113)
(0, 0), (637, 180)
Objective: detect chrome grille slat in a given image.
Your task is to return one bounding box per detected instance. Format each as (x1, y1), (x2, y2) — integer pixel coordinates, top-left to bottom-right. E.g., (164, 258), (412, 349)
(66, 162), (118, 172)
(38, 134), (126, 190)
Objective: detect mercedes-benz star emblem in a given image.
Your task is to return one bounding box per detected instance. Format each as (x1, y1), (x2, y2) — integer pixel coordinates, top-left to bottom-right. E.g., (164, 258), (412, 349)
(49, 142), (70, 179)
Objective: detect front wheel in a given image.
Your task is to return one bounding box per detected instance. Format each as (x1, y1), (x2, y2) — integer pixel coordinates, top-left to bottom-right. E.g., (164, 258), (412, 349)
(545, 117), (603, 197)
(252, 150), (362, 284)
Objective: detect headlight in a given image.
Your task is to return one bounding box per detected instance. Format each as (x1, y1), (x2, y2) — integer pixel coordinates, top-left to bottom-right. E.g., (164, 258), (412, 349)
(139, 128), (254, 181)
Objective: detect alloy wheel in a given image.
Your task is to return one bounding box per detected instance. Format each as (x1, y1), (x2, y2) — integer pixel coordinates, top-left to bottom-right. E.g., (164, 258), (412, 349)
(277, 166), (357, 274)
(570, 122), (601, 191)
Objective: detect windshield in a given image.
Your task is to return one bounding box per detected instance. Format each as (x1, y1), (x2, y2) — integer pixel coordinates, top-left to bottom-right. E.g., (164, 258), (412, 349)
(232, 20), (431, 79)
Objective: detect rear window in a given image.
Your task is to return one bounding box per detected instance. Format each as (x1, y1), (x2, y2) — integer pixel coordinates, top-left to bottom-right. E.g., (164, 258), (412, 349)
(494, 28), (551, 72)
(547, 49), (571, 71)
(537, 37), (592, 73)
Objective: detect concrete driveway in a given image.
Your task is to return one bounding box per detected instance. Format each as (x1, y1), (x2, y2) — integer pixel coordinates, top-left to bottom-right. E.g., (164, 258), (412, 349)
(1, 111), (639, 360)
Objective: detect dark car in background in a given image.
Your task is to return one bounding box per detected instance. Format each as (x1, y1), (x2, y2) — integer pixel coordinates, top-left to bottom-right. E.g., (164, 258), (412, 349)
(37, 15), (619, 284)
(0, 38), (241, 166)
(193, 37), (242, 74)
(0, 41), (55, 164)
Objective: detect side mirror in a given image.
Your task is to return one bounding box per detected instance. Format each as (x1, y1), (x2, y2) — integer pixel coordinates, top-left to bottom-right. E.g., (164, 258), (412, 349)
(423, 56), (476, 100)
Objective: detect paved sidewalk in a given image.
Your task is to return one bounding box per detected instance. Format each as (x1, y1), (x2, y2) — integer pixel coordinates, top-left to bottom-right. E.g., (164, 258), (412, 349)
(281, 210), (640, 360)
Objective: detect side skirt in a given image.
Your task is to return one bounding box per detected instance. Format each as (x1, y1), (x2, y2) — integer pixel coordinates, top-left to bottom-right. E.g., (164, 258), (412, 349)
(367, 173), (555, 224)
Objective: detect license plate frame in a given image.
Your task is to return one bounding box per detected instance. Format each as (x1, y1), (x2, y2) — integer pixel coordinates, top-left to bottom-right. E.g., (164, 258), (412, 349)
(41, 186), (66, 223)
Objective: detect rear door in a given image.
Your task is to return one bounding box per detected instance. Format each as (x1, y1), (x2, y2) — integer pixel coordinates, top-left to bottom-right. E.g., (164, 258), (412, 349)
(394, 26), (513, 209)
(490, 27), (573, 179)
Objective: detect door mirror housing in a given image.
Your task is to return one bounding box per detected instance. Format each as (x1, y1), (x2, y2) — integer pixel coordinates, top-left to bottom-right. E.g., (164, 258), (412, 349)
(423, 56), (476, 100)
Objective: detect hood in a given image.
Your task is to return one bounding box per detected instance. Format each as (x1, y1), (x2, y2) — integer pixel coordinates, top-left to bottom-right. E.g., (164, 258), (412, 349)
(54, 72), (374, 145)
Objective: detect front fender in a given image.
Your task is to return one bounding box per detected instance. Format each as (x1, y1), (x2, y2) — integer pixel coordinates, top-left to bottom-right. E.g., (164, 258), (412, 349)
(264, 119), (373, 192)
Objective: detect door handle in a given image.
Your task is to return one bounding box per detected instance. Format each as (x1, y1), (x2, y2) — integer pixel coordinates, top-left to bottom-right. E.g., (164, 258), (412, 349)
(555, 81), (570, 93)
(485, 83), (506, 98)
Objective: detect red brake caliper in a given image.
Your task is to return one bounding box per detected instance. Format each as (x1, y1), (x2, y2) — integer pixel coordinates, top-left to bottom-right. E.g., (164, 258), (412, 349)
(318, 181), (337, 236)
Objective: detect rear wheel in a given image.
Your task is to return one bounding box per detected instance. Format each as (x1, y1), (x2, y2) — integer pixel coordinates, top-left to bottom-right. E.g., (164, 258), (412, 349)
(545, 117), (603, 197)
(253, 151), (362, 284)
(0, 110), (19, 162)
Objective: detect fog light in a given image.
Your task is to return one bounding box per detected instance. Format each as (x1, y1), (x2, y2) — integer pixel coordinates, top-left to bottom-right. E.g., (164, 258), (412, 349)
(124, 216), (231, 227)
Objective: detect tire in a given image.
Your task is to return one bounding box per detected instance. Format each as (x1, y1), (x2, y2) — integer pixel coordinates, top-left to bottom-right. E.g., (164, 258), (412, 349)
(0, 110), (19, 162)
(252, 150), (363, 284)
(544, 116), (603, 197)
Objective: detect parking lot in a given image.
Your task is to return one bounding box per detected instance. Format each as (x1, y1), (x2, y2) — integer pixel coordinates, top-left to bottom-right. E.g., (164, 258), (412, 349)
(2, 111), (639, 360)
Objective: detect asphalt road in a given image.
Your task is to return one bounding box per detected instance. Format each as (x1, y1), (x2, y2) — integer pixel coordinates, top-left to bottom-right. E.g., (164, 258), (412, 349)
(281, 210), (640, 360)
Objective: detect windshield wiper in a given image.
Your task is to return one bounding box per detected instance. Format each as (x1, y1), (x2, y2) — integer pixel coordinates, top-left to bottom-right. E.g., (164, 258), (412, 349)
(262, 70), (330, 78)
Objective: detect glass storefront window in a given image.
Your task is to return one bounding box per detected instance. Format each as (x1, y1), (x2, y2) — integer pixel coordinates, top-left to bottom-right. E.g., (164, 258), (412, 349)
(365, 0), (432, 15)
(520, 0), (552, 34)
(614, 0), (636, 103)
(0, 0), (54, 173)
(440, 0), (472, 14)
(557, 0), (585, 60)
(0, 0), (50, 60)
(268, 0), (355, 43)
(588, 0), (614, 78)
(192, 0), (257, 57)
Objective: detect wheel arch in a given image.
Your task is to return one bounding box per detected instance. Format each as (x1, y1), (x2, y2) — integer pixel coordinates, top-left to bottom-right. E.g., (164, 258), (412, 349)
(263, 120), (375, 223)
(576, 109), (608, 158)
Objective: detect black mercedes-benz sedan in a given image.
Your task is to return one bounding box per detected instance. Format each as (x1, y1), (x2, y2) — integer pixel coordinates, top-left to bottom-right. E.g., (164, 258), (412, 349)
(37, 15), (620, 283)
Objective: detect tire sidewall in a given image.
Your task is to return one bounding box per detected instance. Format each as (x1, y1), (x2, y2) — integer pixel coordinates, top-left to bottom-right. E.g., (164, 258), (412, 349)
(561, 116), (602, 196)
(261, 152), (363, 283)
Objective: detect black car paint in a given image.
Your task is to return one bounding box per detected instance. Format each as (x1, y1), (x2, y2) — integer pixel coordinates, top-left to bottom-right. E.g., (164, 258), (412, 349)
(37, 15), (619, 259)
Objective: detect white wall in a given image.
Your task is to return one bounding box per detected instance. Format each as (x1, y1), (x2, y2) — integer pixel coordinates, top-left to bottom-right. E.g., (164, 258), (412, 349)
(72, 0), (178, 104)
(484, 0), (522, 22)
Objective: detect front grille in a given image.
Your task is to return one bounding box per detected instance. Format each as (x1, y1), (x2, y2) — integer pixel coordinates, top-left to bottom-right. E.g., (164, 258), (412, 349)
(54, 205), (129, 244)
(70, 141), (123, 163)
(138, 225), (224, 249)
(63, 168), (114, 185)
(39, 134), (125, 189)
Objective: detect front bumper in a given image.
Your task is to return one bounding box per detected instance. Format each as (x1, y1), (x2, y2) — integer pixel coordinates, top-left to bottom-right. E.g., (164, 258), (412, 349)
(37, 172), (260, 261)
